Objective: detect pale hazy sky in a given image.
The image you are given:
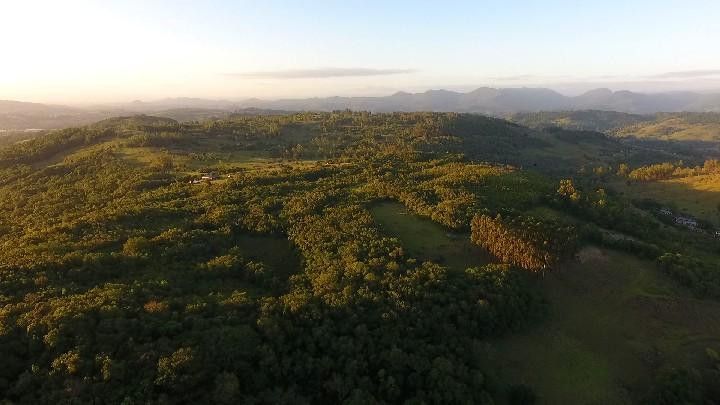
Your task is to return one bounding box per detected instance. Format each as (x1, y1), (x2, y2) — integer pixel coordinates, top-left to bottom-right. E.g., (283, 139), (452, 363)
(2, 0), (720, 104)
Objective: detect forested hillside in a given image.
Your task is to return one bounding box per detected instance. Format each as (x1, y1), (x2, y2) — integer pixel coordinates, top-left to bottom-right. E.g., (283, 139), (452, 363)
(1, 112), (719, 403)
(616, 112), (720, 142)
(508, 110), (652, 133)
(511, 110), (720, 144)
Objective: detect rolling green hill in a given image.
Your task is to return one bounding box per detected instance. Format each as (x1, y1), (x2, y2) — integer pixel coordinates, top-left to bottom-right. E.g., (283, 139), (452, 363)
(1, 112), (719, 404)
(509, 110), (652, 133)
(615, 112), (720, 142)
(511, 110), (720, 144)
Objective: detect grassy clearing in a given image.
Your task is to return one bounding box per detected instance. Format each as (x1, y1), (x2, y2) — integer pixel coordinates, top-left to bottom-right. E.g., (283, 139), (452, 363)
(369, 201), (720, 403)
(617, 118), (720, 141)
(524, 206), (579, 223)
(612, 176), (720, 225)
(115, 145), (167, 166)
(490, 247), (720, 404)
(172, 149), (276, 171)
(116, 144), (276, 170)
(114, 141), (324, 177)
(369, 201), (492, 271)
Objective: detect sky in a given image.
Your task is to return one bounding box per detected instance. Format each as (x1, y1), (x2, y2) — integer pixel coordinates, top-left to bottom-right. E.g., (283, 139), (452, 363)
(2, 0), (720, 104)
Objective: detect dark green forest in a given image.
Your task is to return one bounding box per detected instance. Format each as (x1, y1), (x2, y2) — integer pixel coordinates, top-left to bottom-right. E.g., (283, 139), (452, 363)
(1, 112), (719, 404)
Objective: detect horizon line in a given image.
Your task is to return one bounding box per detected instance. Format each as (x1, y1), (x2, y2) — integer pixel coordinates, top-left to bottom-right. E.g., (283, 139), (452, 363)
(8, 84), (720, 107)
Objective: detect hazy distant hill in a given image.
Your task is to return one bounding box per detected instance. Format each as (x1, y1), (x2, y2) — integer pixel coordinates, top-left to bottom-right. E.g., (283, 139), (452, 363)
(570, 89), (713, 113)
(238, 87), (720, 114)
(0, 100), (78, 115)
(109, 97), (241, 111)
(0, 100), (113, 130)
(5, 87), (720, 130)
(235, 88), (572, 113)
(0, 100), (277, 130)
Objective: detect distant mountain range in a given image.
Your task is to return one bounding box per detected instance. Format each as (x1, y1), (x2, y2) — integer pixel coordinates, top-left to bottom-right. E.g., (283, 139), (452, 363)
(235, 87), (720, 115)
(4, 87), (720, 129)
(94, 88), (720, 114)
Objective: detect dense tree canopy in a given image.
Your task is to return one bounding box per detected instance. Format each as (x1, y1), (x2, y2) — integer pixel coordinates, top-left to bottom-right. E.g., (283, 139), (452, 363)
(470, 214), (578, 272)
(0, 111), (718, 403)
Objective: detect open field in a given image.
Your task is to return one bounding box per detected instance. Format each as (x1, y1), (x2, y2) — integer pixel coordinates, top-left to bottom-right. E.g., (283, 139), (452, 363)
(524, 205), (580, 223)
(617, 118), (720, 142)
(369, 200), (720, 403)
(370, 201), (493, 271)
(490, 247), (720, 404)
(611, 175), (720, 225)
(58, 138), (322, 177)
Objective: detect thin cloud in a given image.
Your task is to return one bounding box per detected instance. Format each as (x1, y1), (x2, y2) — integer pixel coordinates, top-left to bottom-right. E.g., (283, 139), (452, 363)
(488, 74), (576, 82)
(227, 67), (416, 79)
(650, 69), (720, 79)
(488, 74), (542, 81)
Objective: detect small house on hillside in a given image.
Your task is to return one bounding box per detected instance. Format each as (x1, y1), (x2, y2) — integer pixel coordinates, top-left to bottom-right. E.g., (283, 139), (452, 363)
(189, 172), (219, 185)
